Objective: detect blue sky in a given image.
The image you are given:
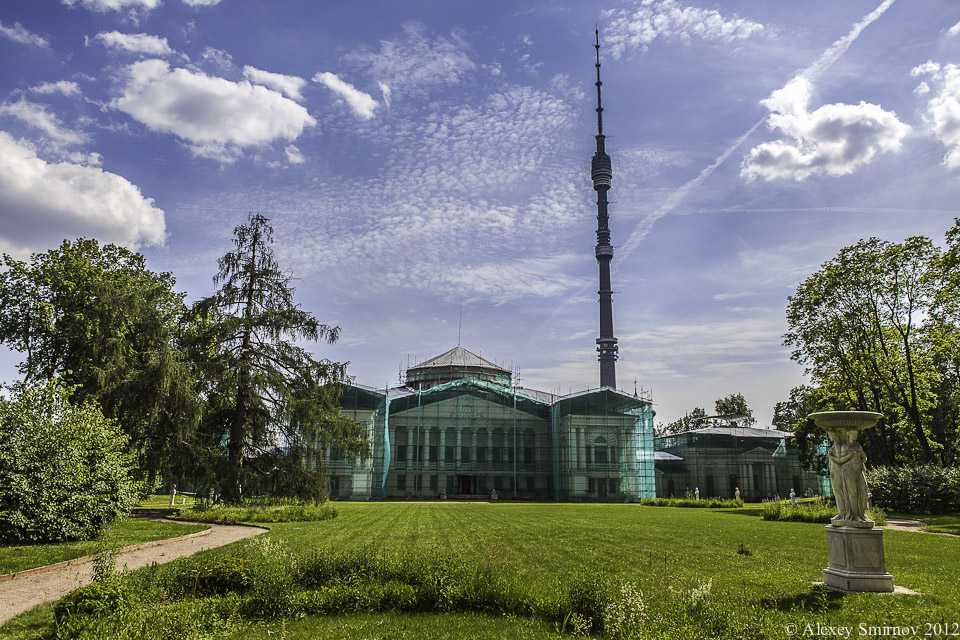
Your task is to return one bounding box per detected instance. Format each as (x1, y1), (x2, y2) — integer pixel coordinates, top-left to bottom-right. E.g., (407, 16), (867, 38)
(2, 0), (960, 427)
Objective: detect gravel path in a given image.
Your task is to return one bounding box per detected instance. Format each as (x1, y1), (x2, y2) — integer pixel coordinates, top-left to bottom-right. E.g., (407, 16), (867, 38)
(0, 520), (265, 625)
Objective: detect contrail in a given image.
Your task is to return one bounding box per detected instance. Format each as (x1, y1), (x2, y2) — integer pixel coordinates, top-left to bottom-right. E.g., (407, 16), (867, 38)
(615, 0), (898, 264)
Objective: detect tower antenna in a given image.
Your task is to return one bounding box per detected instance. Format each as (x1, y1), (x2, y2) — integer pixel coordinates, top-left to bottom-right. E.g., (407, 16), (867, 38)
(592, 28), (619, 388)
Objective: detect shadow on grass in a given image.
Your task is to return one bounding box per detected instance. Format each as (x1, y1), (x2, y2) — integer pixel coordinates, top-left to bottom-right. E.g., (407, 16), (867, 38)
(760, 584), (845, 613)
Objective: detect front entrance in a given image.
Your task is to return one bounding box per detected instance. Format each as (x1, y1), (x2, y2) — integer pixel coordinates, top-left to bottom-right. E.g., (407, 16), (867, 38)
(457, 475), (475, 495)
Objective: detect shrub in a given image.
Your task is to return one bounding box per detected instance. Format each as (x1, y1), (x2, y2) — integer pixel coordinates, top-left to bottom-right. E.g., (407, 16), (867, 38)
(866, 465), (960, 514)
(54, 578), (130, 639)
(602, 581), (647, 640)
(178, 500), (337, 524)
(638, 497), (743, 509)
(0, 379), (141, 543)
(762, 499), (886, 525)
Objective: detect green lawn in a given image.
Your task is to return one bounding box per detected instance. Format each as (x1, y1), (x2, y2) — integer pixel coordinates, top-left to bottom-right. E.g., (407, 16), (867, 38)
(135, 493), (197, 510)
(0, 517), (207, 575)
(918, 515), (960, 536)
(2, 502), (958, 639)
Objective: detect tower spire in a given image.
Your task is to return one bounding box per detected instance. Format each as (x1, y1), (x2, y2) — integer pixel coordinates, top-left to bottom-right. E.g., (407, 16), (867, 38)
(591, 29), (619, 388)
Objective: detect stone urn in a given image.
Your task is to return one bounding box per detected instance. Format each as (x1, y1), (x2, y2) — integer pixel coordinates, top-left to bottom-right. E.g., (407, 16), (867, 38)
(809, 411), (894, 593)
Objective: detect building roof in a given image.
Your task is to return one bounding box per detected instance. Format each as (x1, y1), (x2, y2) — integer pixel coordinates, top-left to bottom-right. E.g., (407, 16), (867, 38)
(654, 451), (683, 462)
(409, 346), (509, 373)
(680, 426), (791, 439)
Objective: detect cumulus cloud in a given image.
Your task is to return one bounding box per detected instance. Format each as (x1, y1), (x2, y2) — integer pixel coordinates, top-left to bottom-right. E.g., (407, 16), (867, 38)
(0, 131), (165, 256)
(312, 72), (378, 119)
(0, 21), (49, 47)
(243, 65), (306, 101)
(741, 77), (910, 181)
(63, 0), (160, 12)
(94, 31), (174, 56)
(113, 59), (316, 162)
(344, 23), (475, 95)
(604, 0), (765, 57)
(30, 81), (81, 96)
(0, 99), (88, 147)
(948, 21), (960, 37)
(912, 62), (960, 169)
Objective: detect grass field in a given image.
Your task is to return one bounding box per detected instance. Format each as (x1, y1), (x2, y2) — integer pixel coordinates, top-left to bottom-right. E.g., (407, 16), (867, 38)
(2, 502), (957, 639)
(0, 517), (207, 575)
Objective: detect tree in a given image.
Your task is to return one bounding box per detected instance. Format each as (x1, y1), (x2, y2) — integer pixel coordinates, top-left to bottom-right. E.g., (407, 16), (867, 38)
(191, 214), (367, 501)
(784, 233), (949, 464)
(0, 240), (200, 481)
(658, 407), (707, 436)
(0, 379), (140, 543)
(714, 393), (756, 426)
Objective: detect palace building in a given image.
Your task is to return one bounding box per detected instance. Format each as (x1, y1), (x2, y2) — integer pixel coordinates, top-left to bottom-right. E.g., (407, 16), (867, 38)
(323, 33), (828, 502)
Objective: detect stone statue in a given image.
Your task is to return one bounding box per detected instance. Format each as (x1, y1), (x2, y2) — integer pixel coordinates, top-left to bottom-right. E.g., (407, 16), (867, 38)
(789, 488), (797, 505)
(827, 427), (872, 528)
(694, 487), (700, 500)
(734, 486), (741, 501)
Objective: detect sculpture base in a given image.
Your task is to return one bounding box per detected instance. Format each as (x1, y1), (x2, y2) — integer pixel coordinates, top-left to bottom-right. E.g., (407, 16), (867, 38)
(823, 526), (894, 593)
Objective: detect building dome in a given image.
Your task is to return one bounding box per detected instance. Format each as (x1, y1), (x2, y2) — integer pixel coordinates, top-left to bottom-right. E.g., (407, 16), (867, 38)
(405, 346), (511, 389)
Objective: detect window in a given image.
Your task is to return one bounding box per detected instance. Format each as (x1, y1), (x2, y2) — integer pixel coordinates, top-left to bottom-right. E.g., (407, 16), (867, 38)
(445, 446), (455, 462)
(397, 445), (408, 462)
(593, 437), (608, 464)
(329, 475), (340, 496)
(525, 476), (536, 491)
(495, 476), (503, 490)
(397, 474), (406, 491)
(330, 446), (341, 461)
(415, 474), (423, 491)
(609, 478), (619, 495)
(429, 446), (438, 462)
(461, 447), (471, 463)
(430, 474), (438, 491)
(524, 429), (536, 466)
(588, 478), (595, 493)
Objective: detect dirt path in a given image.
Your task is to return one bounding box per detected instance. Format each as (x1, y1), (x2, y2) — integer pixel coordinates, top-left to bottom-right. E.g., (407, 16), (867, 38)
(885, 518), (957, 537)
(0, 520), (265, 625)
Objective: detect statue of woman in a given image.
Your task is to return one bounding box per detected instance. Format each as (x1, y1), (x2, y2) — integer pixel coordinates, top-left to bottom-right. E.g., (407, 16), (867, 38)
(828, 428), (872, 527)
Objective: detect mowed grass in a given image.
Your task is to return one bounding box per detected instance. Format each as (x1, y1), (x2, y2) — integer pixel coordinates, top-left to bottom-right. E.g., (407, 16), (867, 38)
(0, 517), (207, 575)
(2, 502), (957, 639)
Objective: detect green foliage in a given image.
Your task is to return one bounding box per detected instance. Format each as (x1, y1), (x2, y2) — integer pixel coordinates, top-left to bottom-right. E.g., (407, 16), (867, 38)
(0, 379), (141, 543)
(175, 499), (337, 524)
(637, 497), (743, 508)
(761, 499), (886, 525)
(866, 465), (960, 514)
(713, 393), (755, 426)
(187, 213), (366, 500)
(783, 230), (958, 465)
(658, 407), (706, 436)
(0, 240), (200, 482)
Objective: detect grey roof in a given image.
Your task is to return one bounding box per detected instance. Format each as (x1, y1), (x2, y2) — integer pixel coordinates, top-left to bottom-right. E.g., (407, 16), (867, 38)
(409, 346), (509, 373)
(683, 426), (791, 439)
(654, 451), (683, 462)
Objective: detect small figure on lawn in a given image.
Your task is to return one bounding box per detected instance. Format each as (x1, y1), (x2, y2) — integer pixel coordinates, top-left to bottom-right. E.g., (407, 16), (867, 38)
(734, 486), (741, 502)
(491, 489), (498, 501)
(789, 488), (797, 505)
(694, 487), (700, 501)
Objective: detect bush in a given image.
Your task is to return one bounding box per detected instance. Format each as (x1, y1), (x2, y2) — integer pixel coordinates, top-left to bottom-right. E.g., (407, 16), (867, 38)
(178, 500), (337, 524)
(866, 465), (960, 514)
(762, 499), (886, 525)
(638, 497), (743, 509)
(0, 379), (141, 543)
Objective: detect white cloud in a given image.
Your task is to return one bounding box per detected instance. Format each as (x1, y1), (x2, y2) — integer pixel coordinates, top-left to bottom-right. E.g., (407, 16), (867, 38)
(182, 0), (221, 5)
(242, 65), (305, 101)
(604, 0), (765, 57)
(741, 77), (910, 181)
(914, 81), (930, 96)
(0, 131), (165, 256)
(379, 82), (392, 108)
(312, 72), (378, 120)
(30, 81), (81, 96)
(0, 99), (88, 147)
(344, 23), (475, 95)
(0, 21), (49, 47)
(113, 59), (316, 162)
(284, 144), (304, 165)
(914, 63), (960, 169)
(425, 255), (591, 305)
(63, 0), (160, 12)
(948, 20), (960, 37)
(911, 60), (940, 77)
(95, 31), (174, 56)
(199, 47), (234, 72)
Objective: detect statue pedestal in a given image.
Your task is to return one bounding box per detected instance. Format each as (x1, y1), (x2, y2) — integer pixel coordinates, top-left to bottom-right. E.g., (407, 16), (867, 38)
(823, 526), (894, 592)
